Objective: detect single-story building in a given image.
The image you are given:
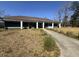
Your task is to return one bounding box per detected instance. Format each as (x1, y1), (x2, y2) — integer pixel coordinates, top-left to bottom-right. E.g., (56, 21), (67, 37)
(1, 16), (61, 29)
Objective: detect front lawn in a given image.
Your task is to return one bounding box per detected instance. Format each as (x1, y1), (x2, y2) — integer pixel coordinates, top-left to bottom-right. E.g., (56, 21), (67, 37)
(0, 29), (60, 57)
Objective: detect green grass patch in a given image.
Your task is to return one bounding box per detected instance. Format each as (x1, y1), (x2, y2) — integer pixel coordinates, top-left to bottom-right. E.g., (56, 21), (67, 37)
(44, 36), (55, 51)
(41, 30), (60, 56)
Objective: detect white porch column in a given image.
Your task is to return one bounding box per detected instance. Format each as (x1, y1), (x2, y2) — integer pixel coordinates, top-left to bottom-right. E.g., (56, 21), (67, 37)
(20, 21), (23, 29)
(59, 23), (61, 28)
(42, 22), (45, 29)
(52, 22), (54, 28)
(36, 22), (38, 29)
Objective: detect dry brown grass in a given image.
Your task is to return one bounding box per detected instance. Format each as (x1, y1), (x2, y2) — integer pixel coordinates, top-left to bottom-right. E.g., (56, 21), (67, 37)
(0, 29), (59, 57)
(52, 27), (79, 39)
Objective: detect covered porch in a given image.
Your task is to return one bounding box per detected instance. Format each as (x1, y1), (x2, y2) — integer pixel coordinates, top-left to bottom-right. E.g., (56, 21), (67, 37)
(4, 21), (61, 29)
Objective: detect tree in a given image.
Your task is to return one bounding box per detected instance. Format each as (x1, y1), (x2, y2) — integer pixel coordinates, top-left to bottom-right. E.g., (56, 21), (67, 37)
(58, 9), (62, 23)
(61, 2), (71, 27)
(63, 5), (69, 26)
(58, 2), (70, 26)
(63, 16), (68, 26)
(70, 1), (79, 27)
(0, 9), (6, 28)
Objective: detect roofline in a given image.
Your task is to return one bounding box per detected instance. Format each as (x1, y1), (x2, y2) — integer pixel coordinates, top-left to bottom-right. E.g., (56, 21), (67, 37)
(4, 16), (50, 20)
(3, 16), (54, 23)
(4, 19), (53, 23)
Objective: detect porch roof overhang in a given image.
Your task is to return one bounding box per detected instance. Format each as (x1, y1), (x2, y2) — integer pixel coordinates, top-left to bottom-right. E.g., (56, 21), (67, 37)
(3, 16), (60, 24)
(4, 19), (54, 23)
(3, 16), (54, 23)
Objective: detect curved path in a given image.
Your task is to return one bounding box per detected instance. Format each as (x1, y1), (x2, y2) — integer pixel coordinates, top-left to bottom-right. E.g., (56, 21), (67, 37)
(43, 29), (79, 57)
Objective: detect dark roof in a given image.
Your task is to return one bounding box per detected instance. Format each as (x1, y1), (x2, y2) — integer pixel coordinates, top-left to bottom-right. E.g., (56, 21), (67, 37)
(4, 16), (53, 23)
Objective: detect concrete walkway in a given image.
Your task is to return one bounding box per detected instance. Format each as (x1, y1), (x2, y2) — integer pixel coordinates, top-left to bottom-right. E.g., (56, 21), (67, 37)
(43, 29), (79, 57)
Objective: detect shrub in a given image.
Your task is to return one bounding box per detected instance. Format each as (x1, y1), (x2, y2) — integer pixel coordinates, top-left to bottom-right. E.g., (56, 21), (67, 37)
(44, 36), (55, 51)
